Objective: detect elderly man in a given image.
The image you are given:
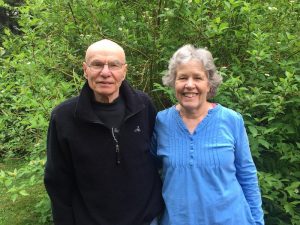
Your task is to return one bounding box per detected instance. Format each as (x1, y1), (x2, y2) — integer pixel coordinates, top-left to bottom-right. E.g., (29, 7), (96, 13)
(44, 39), (163, 225)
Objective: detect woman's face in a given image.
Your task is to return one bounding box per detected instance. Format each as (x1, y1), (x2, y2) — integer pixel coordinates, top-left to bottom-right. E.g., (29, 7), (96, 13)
(175, 60), (210, 112)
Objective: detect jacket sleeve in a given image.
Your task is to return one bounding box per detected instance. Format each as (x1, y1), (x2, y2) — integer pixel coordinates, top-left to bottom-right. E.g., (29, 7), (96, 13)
(142, 93), (162, 168)
(146, 94), (157, 135)
(234, 113), (264, 225)
(44, 112), (75, 225)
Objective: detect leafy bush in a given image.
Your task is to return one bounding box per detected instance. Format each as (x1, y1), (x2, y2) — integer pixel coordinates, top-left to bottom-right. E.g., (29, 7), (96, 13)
(0, 0), (299, 224)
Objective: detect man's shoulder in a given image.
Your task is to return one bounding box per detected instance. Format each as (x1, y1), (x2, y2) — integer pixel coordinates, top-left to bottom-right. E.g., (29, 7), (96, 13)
(122, 81), (152, 104)
(132, 89), (154, 106)
(51, 96), (79, 116)
(134, 89), (150, 99)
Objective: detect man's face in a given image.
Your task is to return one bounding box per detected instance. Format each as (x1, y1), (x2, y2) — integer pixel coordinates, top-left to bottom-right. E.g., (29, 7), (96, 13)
(83, 47), (127, 103)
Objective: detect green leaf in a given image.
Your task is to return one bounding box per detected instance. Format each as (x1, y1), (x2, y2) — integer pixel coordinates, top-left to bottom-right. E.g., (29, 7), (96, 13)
(4, 179), (12, 187)
(19, 190), (29, 196)
(224, 1), (231, 9)
(219, 22), (229, 31)
(248, 126), (258, 137)
(11, 193), (18, 202)
(284, 202), (295, 216)
(258, 139), (270, 149)
(262, 194), (274, 200)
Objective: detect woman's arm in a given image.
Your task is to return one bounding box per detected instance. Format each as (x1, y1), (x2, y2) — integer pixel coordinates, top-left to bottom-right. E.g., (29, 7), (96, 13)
(234, 114), (264, 225)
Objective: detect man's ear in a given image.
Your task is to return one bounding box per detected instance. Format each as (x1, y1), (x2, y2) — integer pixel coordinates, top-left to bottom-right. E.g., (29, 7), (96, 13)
(122, 64), (128, 81)
(83, 62), (88, 79)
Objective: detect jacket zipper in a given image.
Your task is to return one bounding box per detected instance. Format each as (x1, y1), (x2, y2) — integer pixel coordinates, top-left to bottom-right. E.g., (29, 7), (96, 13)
(111, 127), (121, 165)
(90, 108), (144, 166)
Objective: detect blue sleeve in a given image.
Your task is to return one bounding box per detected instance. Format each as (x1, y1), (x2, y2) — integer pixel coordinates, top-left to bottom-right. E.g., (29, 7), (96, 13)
(234, 113), (264, 225)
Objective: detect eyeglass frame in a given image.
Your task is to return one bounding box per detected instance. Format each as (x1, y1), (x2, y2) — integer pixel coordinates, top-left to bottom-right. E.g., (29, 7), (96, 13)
(85, 60), (126, 72)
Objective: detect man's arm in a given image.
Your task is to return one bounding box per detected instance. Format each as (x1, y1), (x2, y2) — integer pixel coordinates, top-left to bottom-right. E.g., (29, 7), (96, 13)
(44, 113), (75, 225)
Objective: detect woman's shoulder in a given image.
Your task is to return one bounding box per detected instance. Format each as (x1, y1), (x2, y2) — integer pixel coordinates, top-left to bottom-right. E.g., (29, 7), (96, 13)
(217, 104), (244, 122)
(157, 105), (176, 118)
(218, 104), (241, 116)
(156, 106), (178, 125)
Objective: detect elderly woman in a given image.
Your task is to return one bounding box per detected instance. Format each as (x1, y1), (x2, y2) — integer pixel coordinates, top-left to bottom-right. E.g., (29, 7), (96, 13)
(152, 45), (264, 225)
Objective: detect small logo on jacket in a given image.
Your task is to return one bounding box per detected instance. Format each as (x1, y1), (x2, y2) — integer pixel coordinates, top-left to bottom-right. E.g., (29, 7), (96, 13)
(134, 126), (141, 133)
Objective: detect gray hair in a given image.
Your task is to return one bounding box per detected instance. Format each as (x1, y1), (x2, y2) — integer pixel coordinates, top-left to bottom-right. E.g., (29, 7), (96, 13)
(162, 44), (222, 99)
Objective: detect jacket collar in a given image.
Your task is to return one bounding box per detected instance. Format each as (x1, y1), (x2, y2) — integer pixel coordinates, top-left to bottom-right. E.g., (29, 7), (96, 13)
(74, 80), (145, 123)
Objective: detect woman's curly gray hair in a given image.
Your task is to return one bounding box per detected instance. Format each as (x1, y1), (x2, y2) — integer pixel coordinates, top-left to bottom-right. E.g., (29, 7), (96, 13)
(162, 44), (222, 99)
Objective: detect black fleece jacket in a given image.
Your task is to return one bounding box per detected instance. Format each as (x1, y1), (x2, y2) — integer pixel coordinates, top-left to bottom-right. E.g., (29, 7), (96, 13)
(44, 81), (163, 225)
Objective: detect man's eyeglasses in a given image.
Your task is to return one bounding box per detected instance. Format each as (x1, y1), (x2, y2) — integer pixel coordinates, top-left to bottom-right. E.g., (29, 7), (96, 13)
(86, 61), (125, 72)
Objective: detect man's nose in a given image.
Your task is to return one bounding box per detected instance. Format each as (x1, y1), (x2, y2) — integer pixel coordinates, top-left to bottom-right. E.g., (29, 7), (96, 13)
(100, 64), (111, 76)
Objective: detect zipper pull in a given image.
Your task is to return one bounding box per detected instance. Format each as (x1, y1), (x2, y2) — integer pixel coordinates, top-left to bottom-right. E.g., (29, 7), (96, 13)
(116, 144), (121, 165)
(112, 127), (121, 165)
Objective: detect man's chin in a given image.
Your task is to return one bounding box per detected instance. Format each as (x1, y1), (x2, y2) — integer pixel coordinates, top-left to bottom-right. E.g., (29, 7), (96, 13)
(93, 90), (119, 103)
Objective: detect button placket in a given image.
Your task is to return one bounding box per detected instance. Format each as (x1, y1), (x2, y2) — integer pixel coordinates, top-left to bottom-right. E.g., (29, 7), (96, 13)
(189, 136), (194, 166)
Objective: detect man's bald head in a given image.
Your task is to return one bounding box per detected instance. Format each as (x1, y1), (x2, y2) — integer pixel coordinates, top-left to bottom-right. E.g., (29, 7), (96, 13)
(85, 39), (126, 63)
(82, 39), (128, 103)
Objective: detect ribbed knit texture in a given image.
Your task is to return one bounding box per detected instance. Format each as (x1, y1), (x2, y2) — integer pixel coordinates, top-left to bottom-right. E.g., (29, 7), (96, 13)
(153, 104), (264, 225)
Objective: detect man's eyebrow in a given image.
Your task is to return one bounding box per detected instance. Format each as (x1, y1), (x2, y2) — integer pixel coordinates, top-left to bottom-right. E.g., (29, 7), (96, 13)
(89, 60), (104, 64)
(89, 59), (122, 63)
(110, 59), (122, 64)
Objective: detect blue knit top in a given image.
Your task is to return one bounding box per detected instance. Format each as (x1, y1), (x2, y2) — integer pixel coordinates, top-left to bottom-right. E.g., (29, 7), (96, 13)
(152, 104), (264, 225)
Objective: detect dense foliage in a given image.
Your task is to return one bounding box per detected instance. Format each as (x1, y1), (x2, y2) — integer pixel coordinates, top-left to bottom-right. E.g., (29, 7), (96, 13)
(0, 0), (299, 224)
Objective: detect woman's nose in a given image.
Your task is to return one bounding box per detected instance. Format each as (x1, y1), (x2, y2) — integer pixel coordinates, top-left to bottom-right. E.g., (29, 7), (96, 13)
(185, 78), (194, 88)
